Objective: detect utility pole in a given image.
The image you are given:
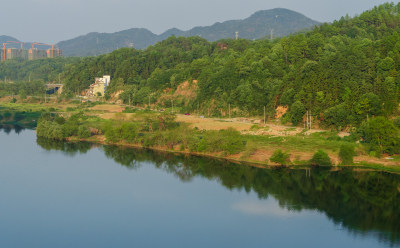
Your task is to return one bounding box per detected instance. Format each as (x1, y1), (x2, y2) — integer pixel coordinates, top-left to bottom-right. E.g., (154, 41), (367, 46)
(229, 104), (231, 119)
(305, 110), (312, 130)
(264, 106), (266, 125)
(235, 31), (239, 40)
(306, 110), (309, 130)
(270, 29), (274, 41)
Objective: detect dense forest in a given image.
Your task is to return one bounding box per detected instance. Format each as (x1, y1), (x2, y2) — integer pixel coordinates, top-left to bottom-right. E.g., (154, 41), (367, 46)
(2, 3), (400, 130)
(0, 57), (77, 87)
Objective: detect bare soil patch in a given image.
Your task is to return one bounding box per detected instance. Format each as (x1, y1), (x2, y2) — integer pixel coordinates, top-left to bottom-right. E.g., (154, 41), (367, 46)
(176, 115), (253, 131)
(90, 104), (124, 113)
(98, 112), (134, 120)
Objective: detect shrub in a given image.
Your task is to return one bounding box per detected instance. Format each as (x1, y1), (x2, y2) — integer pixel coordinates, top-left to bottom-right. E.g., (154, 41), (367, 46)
(220, 128), (245, 154)
(194, 128), (244, 154)
(63, 122), (79, 137)
(270, 150), (290, 166)
(310, 150), (332, 166)
(54, 116), (66, 125)
(196, 138), (207, 152)
(187, 136), (201, 152)
(356, 117), (400, 154)
(120, 123), (138, 143)
(339, 143), (356, 164)
(36, 120), (65, 140)
(104, 125), (122, 143)
(77, 125), (91, 139)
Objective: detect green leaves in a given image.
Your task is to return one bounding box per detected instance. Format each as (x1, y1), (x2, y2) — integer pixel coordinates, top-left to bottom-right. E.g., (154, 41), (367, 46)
(310, 150), (332, 166)
(269, 150), (291, 166)
(357, 117), (400, 154)
(290, 101), (306, 126)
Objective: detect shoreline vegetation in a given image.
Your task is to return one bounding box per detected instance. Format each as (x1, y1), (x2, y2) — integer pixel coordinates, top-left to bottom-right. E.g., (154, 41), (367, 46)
(2, 100), (400, 174)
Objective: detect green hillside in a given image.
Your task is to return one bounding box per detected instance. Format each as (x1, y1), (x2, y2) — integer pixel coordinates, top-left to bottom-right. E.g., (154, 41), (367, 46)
(52, 3), (400, 129)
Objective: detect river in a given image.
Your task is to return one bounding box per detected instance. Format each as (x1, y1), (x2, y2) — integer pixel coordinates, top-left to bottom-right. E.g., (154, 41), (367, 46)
(0, 128), (399, 248)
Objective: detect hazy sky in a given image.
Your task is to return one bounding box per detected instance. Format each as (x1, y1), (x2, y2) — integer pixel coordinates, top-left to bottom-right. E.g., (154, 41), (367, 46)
(0, 0), (394, 44)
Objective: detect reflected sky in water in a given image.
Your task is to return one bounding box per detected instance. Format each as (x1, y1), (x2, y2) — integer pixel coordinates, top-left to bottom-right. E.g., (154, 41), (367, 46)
(0, 130), (398, 248)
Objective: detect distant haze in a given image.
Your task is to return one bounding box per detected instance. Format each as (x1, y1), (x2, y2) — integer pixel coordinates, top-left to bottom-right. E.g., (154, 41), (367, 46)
(0, 0), (392, 44)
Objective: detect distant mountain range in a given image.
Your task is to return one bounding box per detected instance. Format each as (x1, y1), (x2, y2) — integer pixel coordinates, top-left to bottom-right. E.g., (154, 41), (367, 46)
(0, 35), (19, 45)
(0, 35), (41, 51)
(2, 8), (320, 57)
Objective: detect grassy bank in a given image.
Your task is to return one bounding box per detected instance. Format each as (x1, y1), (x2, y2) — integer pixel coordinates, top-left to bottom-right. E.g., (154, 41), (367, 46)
(20, 103), (395, 173)
(2, 101), (400, 173)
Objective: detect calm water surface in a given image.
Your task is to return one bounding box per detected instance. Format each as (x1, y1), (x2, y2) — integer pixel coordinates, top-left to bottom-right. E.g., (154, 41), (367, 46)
(0, 129), (399, 248)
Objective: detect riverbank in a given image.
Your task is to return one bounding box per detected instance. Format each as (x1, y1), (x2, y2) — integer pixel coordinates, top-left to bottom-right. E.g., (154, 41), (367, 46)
(2, 100), (400, 174)
(67, 133), (400, 174)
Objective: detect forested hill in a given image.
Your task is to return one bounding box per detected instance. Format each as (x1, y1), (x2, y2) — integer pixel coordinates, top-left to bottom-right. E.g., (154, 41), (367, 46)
(177, 8), (320, 41)
(56, 2), (400, 129)
(0, 35), (18, 44)
(56, 8), (319, 57)
(57, 29), (158, 57)
(0, 36), (43, 50)
(2, 3), (400, 131)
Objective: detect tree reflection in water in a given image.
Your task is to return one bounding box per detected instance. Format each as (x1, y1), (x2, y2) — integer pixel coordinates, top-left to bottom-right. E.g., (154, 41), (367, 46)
(0, 124), (25, 134)
(35, 137), (400, 246)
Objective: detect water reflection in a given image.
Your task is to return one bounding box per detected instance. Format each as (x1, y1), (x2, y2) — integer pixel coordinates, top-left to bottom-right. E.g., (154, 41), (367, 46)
(232, 200), (306, 217)
(33, 136), (400, 246)
(0, 109), (40, 134)
(37, 137), (94, 156)
(0, 124), (26, 134)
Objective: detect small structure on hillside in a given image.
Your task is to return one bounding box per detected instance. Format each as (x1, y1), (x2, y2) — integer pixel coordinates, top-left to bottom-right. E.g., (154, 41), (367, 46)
(217, 42), (228, 50)
(86, 75), (110, 97)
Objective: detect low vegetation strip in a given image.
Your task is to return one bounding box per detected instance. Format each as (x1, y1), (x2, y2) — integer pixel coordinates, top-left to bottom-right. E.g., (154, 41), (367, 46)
(32, 107), (400, 173)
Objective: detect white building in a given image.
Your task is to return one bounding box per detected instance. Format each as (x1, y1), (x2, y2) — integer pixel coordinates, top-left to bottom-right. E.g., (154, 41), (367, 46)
(86, 75), (111, 97)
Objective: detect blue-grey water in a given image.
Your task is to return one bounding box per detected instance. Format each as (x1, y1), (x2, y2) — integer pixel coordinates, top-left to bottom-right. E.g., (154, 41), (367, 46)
(0, 129), (399, 248)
